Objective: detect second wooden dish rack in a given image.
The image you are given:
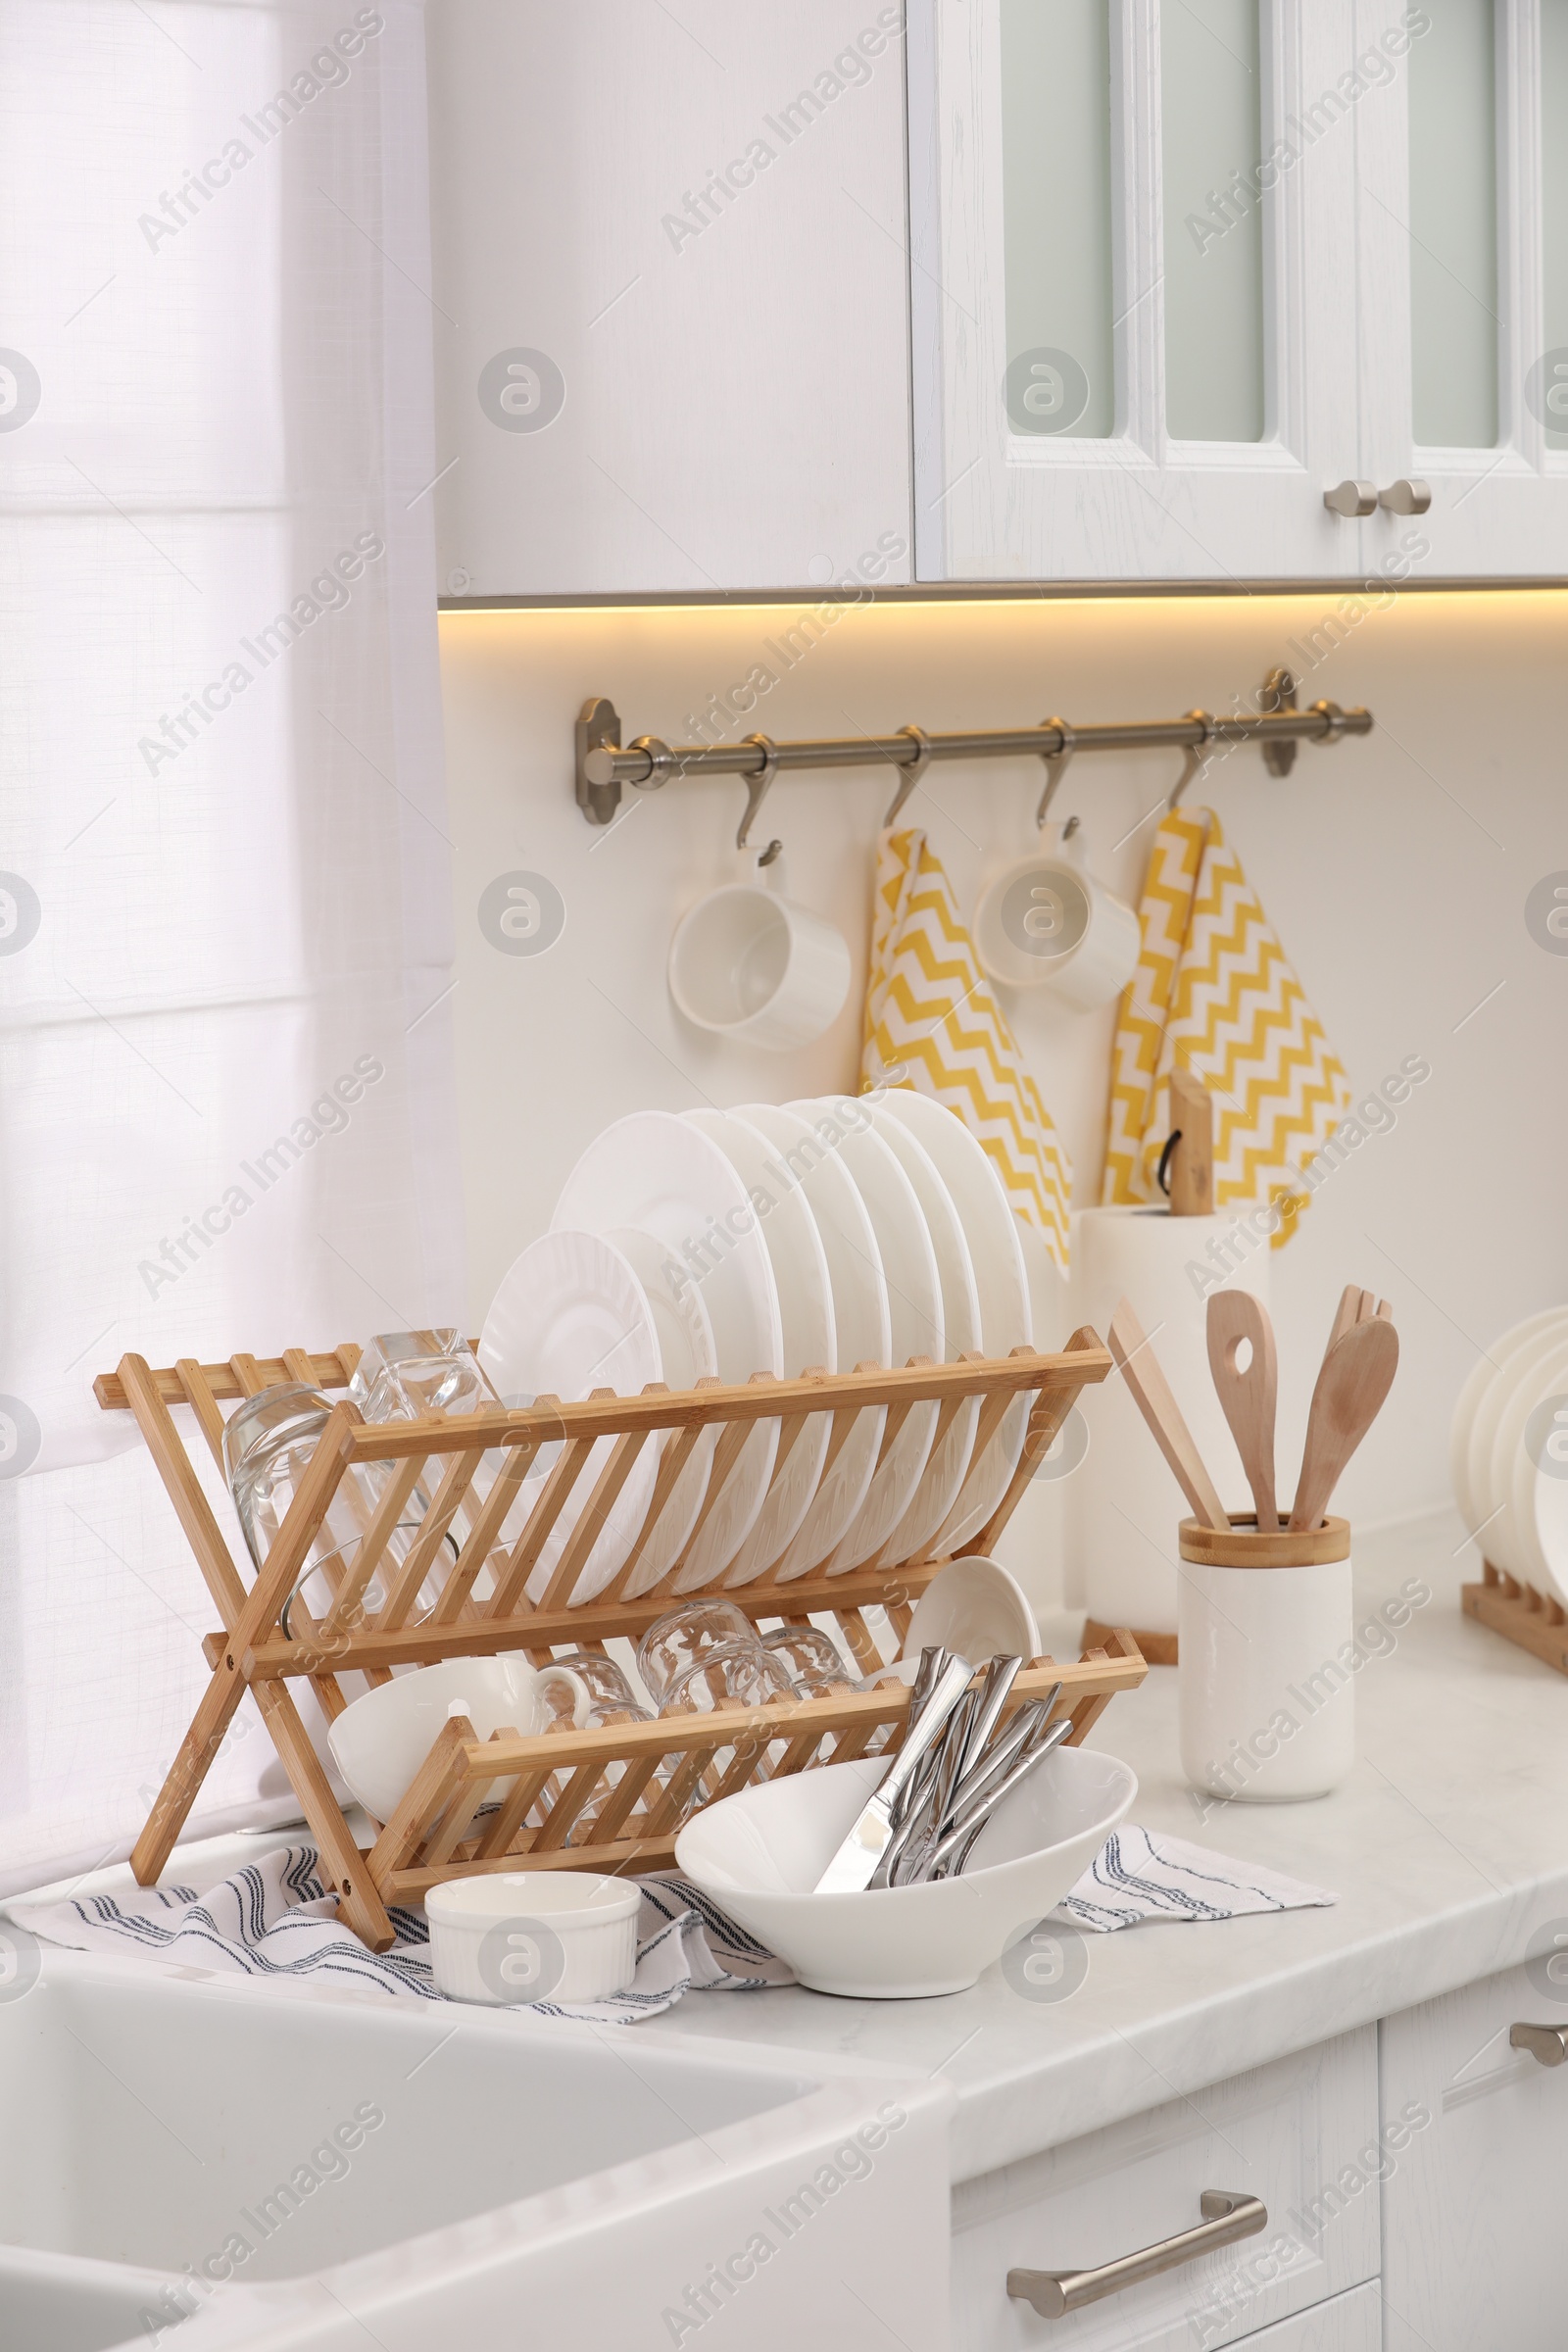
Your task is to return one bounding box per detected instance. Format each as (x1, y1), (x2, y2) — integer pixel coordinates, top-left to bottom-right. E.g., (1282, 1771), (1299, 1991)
(98, 1332), (1145, 1954)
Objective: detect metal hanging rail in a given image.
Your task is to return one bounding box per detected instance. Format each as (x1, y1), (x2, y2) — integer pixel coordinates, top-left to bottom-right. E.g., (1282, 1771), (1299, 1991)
(574, 666), (1373, 847)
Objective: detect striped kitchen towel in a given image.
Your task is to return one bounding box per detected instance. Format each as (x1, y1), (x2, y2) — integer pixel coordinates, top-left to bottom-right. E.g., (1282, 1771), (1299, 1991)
(1102, 806), (1352, 1245)
(10, 1831), (1333, 2015)
(1052, 1826), (1336, 1933)
(860, 827), (1072, 1274)
(9, 1844), (792, 2024)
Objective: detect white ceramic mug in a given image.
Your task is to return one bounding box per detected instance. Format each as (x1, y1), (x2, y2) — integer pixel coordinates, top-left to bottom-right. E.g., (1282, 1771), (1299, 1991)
(1177, 1515), (1354, 1802)
(668, 882), (851, 1048)
(327, 1655), (591, 1824)
(973, 828), (1141, 1008)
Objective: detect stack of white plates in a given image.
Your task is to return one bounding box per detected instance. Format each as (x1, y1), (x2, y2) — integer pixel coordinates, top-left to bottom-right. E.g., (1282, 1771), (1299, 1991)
(477, 1094), (1033, 1606)
(1449, 1307), (1568, 1598)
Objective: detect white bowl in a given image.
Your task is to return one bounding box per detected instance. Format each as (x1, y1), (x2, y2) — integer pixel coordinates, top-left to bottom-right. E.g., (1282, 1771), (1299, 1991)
(327, 1656), (588, 1825)
(675, 1743), (1135, 1998)
(902, 1554), (1041, 1668)
(426, 1871), (641, 2006)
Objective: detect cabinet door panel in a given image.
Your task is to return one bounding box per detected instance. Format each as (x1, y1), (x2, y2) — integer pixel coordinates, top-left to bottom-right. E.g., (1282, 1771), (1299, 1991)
(950, 2028), (1378, 2352)
(1380, 1958), (1568, 2352)
(1233, 2279), (1382, 2349)
(909, 0), (1364, 580)
(429, 1), (914, 597)
(1356, 0), (1568, 575)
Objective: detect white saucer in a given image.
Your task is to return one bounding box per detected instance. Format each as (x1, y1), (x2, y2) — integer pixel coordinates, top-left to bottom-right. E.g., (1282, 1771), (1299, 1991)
(552, 1111), (783, 1586)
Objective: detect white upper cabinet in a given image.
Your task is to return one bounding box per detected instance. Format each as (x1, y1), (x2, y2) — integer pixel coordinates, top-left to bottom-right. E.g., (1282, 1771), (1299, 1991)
(1356, 0), (1568, 576)
(910, 0), (1568, 582)
(428, 1), (915, 599)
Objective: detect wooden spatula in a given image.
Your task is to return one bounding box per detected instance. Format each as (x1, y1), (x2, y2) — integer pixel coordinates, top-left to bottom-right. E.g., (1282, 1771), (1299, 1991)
(1290, 1315), (1399, 1531)
(1107, 1297), (1230, 1532)
(1206, 1290), (1280, 1531)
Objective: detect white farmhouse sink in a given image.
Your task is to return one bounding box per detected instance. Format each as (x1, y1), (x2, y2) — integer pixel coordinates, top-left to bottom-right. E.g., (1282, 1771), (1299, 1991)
(0, 1950), (951, 2351)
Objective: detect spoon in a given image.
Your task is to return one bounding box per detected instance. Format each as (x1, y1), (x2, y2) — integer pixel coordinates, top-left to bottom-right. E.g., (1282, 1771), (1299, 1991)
(1108, 1297), (1230, 1532)
(1290, 1315), (1399, 1531)
(1206, 1291), (1280, 1531)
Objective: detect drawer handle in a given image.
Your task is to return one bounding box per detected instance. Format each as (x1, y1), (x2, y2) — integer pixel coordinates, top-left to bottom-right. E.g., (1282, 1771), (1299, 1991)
(1006, 2190), (1267, 2320)
(1511, 2022), (1568, 2068)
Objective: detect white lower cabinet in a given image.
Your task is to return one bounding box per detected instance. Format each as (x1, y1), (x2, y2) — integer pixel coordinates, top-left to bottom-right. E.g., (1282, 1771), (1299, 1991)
(1232, 2280), (1382, 2350)
(950, 2030), (1379, 2351)
(1380, 1959), (1568, 2352)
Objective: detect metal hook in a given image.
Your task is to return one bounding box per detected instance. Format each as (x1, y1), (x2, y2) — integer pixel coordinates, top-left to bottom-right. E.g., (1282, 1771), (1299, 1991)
(1035, 719), (1076, 828)
(883, 724), (934, 828)
(1169, 710), (1216, 809)
(736, 733), (780, 850)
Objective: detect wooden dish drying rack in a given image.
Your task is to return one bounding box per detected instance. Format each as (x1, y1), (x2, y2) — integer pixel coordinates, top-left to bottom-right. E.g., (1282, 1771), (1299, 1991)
(97, 1333), (1145, 1954)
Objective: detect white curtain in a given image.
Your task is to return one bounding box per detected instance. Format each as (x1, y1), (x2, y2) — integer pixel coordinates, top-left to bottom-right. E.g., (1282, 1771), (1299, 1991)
(0, 0), (462, 1892)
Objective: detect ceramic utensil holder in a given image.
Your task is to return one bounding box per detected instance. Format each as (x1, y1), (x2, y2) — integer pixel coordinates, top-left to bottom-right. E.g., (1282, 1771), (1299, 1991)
(1177, 1514), (1353, 1802)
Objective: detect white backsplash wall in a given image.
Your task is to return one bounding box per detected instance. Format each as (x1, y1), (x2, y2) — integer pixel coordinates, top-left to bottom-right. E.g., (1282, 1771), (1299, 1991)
(439, 589), (1568, 1608)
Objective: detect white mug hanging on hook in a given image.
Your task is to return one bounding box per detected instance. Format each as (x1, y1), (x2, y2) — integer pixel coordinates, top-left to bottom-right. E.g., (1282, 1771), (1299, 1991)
(668, 846), (852, 1050)
(973, 818), (1141, 1008)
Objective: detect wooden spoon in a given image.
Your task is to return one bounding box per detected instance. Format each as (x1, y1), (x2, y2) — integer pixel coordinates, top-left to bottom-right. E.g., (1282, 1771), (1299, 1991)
(1206, 1290), (1280, 1531)
(1107, 1297), (1230, 1532)
(1290, 1316), (1399, 1531)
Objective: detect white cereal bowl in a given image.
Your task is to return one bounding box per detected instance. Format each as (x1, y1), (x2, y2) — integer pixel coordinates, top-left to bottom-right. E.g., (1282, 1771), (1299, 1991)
(426, 1871), (641, 2006)
(327, 1657), (590, 1825)
(674, 1744), (1134, 1998)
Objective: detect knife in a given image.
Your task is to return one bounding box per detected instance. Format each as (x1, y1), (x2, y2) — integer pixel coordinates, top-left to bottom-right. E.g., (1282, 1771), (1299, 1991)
(813, 1655), (976, 1894)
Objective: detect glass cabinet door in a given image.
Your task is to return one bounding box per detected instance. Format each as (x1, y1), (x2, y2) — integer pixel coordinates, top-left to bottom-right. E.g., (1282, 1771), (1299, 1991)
(909, 0), (1364, 580)
(1352, 0), (1568, 575)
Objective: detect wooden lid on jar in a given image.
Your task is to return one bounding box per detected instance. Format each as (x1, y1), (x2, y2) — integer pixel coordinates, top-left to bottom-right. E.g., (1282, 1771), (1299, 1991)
(1178, 1513), (1350, 1568)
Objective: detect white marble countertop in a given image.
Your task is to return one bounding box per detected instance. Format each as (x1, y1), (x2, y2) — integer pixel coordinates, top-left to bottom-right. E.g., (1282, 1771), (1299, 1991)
(640, 1511), (1568, 2184)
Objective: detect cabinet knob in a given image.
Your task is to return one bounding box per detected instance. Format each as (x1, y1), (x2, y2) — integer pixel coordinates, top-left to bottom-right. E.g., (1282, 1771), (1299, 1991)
(1510, 2022), (1568, 2068)
(1323, 479), (1378, 518)
(1378, 478), (1433, 515)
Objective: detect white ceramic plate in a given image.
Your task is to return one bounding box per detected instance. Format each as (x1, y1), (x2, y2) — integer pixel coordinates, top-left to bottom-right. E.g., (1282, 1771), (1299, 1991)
(1471, 1320), (1568, 1573)
(683, 1109), (834, 1586)
(794, 1099), (943, 1572)
(1494, 1334), (1568, 1587)
(1449, 1309), (1568, 1536)
(552, 1112), (783, 1587)
(603, 1223), (717, 1596)
(862, 1102), (981, 1565)
(477, 1229), (661, 1602)
(874, 1089), (1033, 1550)
(738, 1102), (890, 1581)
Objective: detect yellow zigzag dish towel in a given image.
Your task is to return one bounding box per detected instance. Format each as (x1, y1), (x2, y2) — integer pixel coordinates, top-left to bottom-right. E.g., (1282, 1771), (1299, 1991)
(1102, 805), (1351, 1245)
(860, 828), (1072, 1275)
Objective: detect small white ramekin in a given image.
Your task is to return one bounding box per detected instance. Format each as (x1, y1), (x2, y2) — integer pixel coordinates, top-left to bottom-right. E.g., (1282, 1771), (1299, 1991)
(426, 1871), (641, 2005)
